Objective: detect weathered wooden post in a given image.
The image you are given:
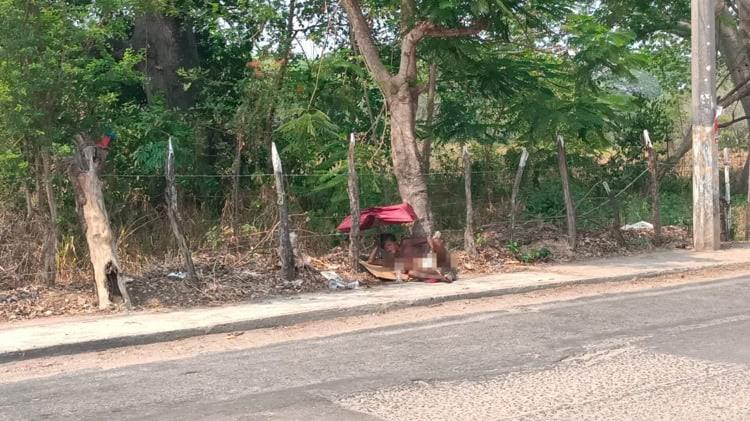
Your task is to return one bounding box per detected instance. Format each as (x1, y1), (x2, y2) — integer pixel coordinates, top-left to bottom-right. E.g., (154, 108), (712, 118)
(463, 145), (477, 256)
(347, 133), (361, 271)
(510, 148), (529, 241)
(66, 134), (122, 309)
(231, 132), (244, 238)
(603, 182), (626, 246)
(40, 147), (58, 286)
(165, 138), (198, 281)
(557, 135), (577, 249)
(723, 148), (732, 238)
(643, 130), (662, 244)
(271, 142), (295, 281)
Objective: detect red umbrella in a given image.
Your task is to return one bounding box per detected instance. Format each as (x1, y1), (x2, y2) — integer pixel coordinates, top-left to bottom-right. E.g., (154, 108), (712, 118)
(336, 203), (418, 233)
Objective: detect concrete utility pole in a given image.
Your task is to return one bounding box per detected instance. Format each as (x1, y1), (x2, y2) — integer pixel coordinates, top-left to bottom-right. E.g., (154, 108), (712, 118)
(691, 0), (721, 251)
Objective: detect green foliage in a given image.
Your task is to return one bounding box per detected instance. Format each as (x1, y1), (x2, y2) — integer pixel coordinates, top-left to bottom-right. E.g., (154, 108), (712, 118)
(506, 240), (552, 263)
(0, 0), (700, 263)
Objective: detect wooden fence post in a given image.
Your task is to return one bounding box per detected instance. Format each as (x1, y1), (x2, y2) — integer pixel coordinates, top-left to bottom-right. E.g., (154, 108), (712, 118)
(556, 135), (577, 249)
(603, 182), (626, 246)
(510, 148), (529, 241)
(165, 138), (198, 282)
(643, 130), (662, 244)
(271, 142), (295, 281)
(347, 133), (361, 271)
(463, 145), (477, 255)
(230, 132), (244, 238)
(724, 148), (732, 239)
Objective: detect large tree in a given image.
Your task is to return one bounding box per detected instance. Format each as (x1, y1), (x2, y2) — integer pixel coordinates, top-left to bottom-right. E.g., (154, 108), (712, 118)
(601, 0), (750, 188)
(341, 0), (491, 234)
(341, 0), (569, 235)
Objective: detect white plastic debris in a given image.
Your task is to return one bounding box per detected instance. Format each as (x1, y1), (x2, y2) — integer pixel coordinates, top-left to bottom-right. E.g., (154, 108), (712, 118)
(621, 221), (654, 231)
(321, 271), (358, 290)
(167, 272), (187, 280)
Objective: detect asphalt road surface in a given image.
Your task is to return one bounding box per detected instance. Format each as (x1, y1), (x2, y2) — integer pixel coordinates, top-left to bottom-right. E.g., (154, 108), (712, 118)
(3, 275), (750, 420)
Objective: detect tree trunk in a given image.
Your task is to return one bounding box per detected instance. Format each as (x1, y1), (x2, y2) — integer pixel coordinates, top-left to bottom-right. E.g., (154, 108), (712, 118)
(463, 145), (477, 255)
(422, 62), (437, 174)
(664, 2), (750, 182)
(718, 1), (750, 194)
(40, 147), (58, 286)
(131, 13), (200, 110)
(557, 136), (576, 249)
(165, 138), (198, 281)
(389, 94), (433, 237)
(341, 0), (484, 236)
(67, 137), (122, 309)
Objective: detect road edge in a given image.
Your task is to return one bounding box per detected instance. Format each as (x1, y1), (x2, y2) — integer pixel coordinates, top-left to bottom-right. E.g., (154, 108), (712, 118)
(0, 262), (745, 363)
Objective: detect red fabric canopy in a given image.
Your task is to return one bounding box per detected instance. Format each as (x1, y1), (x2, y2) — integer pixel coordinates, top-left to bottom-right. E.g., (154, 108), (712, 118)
(337, 203), (418, 233)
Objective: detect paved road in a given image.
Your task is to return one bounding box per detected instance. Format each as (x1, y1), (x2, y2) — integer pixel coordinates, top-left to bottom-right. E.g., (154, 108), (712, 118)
(3, 275), (750, 420)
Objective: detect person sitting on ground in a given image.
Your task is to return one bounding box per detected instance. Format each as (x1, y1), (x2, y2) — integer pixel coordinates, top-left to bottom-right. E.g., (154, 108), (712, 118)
(367, 231), (454, 283)
(368, 233), (401, 266)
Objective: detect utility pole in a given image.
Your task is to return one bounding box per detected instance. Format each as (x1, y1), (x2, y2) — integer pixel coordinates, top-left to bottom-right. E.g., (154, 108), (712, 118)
(691, 0), (721, 251)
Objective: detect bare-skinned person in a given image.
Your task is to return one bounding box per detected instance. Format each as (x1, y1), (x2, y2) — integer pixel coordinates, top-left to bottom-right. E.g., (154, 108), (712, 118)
(368, 232), (454, 282)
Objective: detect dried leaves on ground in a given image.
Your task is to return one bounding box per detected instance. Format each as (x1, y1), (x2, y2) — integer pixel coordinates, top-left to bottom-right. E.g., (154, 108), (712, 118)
(0, 224), (690, 323)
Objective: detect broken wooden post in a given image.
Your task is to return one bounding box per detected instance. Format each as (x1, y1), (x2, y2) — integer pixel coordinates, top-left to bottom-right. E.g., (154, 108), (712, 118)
(643, 130), (662, 244)
(347, 133), (361, 271)
(556, 135), (577, 249)
(165, 138), (197, 282)
(463, 145), (477, 256)
(724, 148), (732, 238)
(603, 182), (626, 246)
(510, 148), (529, 241)
(40, 146), (58, 286)
(271, 142), (295, 281)
(66, 134), (122, 309)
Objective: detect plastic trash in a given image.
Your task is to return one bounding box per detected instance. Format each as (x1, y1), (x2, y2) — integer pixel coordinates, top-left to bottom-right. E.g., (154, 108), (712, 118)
(167, 272), (187, 280)
(321, 271), (358, 290)
(621, 221), (654, 231)
(327, 279), (359, 290)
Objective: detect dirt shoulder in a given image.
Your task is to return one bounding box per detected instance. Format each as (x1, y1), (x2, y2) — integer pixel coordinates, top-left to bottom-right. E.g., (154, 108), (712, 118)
(0, 226), (687, 323)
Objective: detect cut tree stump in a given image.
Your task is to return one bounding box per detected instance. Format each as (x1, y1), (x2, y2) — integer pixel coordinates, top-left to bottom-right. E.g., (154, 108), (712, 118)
(66, 134), (122, 309)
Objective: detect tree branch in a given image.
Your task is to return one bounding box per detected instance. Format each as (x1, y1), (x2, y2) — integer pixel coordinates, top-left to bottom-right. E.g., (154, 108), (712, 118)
(398, 20), (486, 80)
(720, 115), (750, 128)
(340, 0), (392, 87)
